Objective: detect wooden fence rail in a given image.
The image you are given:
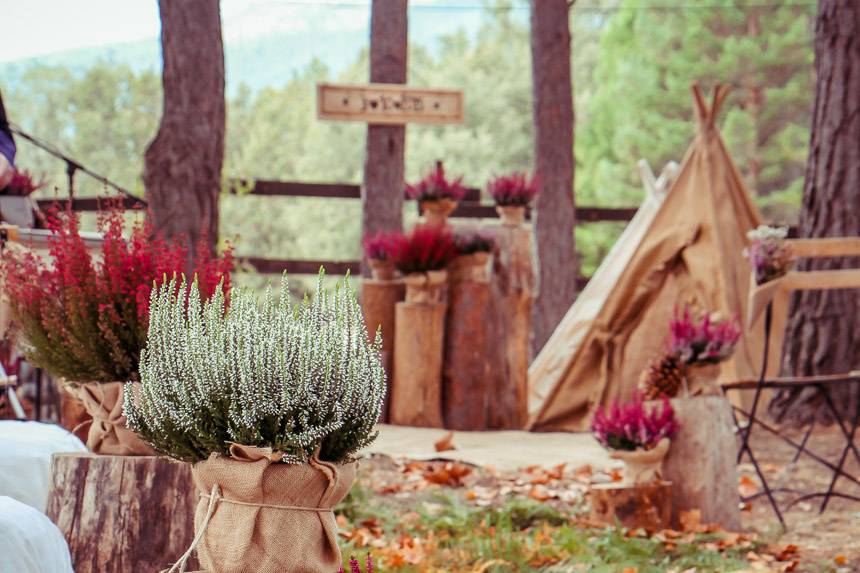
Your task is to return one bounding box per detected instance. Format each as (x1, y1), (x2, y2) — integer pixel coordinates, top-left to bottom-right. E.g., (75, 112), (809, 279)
(37, 179), (638, 281)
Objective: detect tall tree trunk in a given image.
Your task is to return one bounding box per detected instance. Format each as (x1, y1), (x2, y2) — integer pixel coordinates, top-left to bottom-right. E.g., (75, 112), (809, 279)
(771, 0), (860, 422)
(144, 0), (225, 270)
(529, 0), (577, 355)
(362, 0), (407, 276)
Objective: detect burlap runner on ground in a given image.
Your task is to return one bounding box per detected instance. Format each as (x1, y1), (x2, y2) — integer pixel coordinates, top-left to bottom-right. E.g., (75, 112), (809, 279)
(67, 381), (154, 455)
(189, 443), (357, 573)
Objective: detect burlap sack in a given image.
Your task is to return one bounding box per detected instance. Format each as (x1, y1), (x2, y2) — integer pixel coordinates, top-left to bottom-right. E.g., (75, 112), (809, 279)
(189, 444), (357, 573)
(66, 381), (154, 455)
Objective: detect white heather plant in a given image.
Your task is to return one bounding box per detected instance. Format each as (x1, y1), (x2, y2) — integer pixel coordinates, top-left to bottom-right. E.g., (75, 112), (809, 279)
(123, 271), (386, 465)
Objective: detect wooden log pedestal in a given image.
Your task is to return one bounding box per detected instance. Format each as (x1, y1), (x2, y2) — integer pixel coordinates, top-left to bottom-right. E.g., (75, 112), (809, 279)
(361, 278), (405, 422)
(491, 221), (536, 428)
(45, 452), (198, 573)
(661, 396), (741, 531)
(589, 481), (673, 532)
(391, 301), (446, 427)
(443, 278), (505, 430)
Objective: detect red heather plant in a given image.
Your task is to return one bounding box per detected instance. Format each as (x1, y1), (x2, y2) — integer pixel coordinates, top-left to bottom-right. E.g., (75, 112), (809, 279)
(591, 396), (677, 451)
(487, 171), (539, 206)
(362, 231), (399, 261)
(391, 224), (457, 275)
(405, 162), (467, 202)
(668, 306), (741, 366)
(337, 555), (374, 573)
(453, 227), (495, 255)
(2, 169), (44, 197)
(0, 204), (233, 383)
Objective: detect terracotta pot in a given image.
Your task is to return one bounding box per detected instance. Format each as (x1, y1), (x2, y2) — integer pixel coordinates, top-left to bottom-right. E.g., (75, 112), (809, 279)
(610, 437), (671, 485)
(421, 198), (457, 226)
(368, 258), (396, 281)
(403, 270), (448, 303)
(449, 252), (491, 284)
(684, 362), (721, 396)
(495, 205), (526, 226)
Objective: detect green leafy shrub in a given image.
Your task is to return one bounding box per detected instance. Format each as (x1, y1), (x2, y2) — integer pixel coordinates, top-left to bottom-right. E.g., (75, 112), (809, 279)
(124, 271), (386, 464)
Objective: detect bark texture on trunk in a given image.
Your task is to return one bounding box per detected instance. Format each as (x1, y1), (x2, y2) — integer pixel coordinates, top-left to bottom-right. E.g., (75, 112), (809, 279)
(529, 0), (578, 355)
(771, 1), (860, 423)
(362, 0), (408, 276)
(144, 0), (225, 268)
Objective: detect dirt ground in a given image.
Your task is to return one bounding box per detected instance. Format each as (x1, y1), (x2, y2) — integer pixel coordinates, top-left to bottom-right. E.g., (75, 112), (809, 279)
(740, 424), (860, 572)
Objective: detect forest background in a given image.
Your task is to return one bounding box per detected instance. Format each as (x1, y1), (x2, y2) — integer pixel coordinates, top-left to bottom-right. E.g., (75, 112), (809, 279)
(0, 0), (815, 284)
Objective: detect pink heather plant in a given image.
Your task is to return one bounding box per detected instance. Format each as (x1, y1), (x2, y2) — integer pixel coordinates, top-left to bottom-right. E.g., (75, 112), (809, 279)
(487, 171), (539, 206)
(405, 162), (467, 202)
(362, 231), (399, 261)
(453, 227), (495, 255)
(591, 396), (677, 452)
(744, 225), (795, 285)
(668, 306), (741, 366)
(3, 169), (45, 197)
(338, 555), (374, 573)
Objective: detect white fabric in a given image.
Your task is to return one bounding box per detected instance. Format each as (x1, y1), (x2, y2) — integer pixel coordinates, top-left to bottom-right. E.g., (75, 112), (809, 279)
(0, 421), (87, 511)
(0, 496), (73, 573)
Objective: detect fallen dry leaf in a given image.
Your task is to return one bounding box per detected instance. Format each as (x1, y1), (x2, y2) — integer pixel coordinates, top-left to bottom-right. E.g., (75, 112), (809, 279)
(434, 431), (457, 452)
(738, 475), (759, 497)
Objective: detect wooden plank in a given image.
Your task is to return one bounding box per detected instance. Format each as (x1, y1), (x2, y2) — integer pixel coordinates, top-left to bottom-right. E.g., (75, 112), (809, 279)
(239, 257), (359, 276)
(35, 196), (145, 211)
(317, 82), (464, 125)
(787, 237), (860, 258)
(782, 269), (860, 290)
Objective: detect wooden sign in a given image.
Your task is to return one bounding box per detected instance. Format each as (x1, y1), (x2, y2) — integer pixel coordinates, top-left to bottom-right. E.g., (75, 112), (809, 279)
(317, 83), (464, 125)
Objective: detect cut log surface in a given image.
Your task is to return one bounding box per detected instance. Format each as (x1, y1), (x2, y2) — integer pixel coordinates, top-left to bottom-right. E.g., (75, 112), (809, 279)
(361, 278), (406, 422)
(391, 301), (446, 427)
(589, 481), (672, 532)
(662, 396), (741, 531)
(491, 224), (535, 428)
(443, 281), (505, 430)
(45, 452), (197, 573)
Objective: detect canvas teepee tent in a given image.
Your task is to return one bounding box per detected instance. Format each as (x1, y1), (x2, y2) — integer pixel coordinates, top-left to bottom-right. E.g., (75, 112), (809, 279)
(528, 84), (763, 432)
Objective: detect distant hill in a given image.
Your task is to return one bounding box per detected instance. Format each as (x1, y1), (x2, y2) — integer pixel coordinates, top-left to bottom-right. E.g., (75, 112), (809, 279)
(0, 8), (488, 92)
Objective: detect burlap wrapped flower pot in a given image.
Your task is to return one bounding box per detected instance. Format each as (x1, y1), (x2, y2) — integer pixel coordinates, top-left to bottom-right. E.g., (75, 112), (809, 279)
(190, 444), (357, 573)
(67, 381), (154, 455)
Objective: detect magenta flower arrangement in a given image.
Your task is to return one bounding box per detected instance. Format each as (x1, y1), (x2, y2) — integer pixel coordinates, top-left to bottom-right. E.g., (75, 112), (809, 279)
(338, 555), (373, 573)
(668, 306), (741, 366)
(2, 169), (45, 197)
(391, 224), (457, 275)
(591, 396), (677, 452)
(744, 225), (795, 285)
(405, 162), (467, 202)
(487, 171), (539, 206)
(453, 227), (495, 255)
(362, 231), (399, 261)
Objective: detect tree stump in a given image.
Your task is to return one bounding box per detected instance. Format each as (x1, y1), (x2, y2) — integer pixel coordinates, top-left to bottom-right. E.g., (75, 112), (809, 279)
(589, 481), (672, 532)
(391, 301), (445, 427)
(361, 278), (405, 422)
(45, 452), (197, 573)
(491, 223), (536, 428)
(662, 396), (741, 531)
(443, 280), (505, 430)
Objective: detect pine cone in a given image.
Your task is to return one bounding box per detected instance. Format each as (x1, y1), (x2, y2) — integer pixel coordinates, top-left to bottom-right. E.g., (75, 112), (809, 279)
(639, 352), (685, 399)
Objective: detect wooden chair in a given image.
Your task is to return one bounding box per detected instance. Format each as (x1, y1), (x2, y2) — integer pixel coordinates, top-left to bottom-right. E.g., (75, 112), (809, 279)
(723, 237), (860, 527)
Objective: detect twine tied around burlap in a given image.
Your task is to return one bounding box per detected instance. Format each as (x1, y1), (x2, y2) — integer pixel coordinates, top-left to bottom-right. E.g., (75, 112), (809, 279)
(66, 381), (154, 455)
(166, 443), (357, 573)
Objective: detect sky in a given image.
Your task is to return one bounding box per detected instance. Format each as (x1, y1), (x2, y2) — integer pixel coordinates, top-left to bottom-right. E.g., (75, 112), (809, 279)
(0, 0), (506, 64)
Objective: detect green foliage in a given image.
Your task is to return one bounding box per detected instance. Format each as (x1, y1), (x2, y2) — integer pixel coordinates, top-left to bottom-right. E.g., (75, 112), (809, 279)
(124, 272), (386, 464)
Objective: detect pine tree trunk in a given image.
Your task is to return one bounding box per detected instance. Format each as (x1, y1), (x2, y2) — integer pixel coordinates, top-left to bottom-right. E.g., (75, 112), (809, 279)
(144, 0), (225, 269)
(771, 1), (860, 423)
(362, 0), (407, 276)
(529, 0), (577, 355)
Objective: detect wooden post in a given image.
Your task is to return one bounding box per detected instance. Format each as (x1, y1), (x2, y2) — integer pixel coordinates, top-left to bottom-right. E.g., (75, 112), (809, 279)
(589, 481), (673, 532)
(391, 301), (446, 427)
(491, 223), (536, 428)
(361, 278), (405, 422)
(45, 453), (198, 573)
(662, 396), (741, 531)
(443, 273), (504, 430)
